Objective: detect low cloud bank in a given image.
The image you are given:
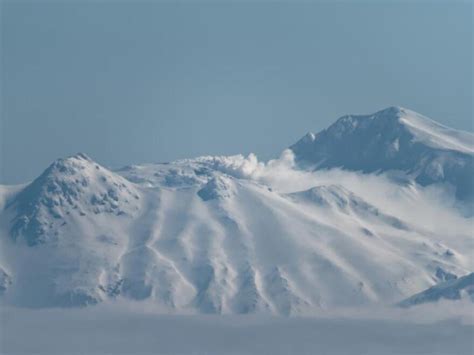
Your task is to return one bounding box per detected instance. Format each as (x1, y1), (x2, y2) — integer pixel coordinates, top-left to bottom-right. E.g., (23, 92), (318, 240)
(205, 150), (471, 236)
(1, 300), (473, 355)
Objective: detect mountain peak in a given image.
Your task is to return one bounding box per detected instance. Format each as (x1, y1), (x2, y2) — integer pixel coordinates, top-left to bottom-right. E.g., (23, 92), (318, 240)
(290, 107), (474, 201)
(373, 106), (414, 123)
(50, 152), (93, 166)
(57, 152), (94, 166)
(8, 153), (140, 246)
(333, 106), (410, 128)
(69, 152), (92, 161)
(324, 107), (411, 140)
(375, 105), (406, 115)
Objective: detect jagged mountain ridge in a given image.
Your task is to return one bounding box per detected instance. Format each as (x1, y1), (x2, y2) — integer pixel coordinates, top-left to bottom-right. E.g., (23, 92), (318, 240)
(290, 106), (474, 201)
(0, 107), (472, 313)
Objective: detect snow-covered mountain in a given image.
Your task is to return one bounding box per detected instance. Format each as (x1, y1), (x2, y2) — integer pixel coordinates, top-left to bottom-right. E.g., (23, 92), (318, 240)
(0, 107), (472, 313)
(290, 107), (474, 202)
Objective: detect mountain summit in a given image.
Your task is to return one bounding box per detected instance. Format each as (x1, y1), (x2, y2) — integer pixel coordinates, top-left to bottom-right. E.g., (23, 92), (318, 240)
(290, 107), (474, 201)
(8, 153), (140, 246)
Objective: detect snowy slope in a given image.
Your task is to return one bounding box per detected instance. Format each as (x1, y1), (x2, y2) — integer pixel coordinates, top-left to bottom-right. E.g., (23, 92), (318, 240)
(399, 272), (474, 307)
(0, 154), (142, 307)
(290, 107), (474, 201)
(0, 107), (472, 314)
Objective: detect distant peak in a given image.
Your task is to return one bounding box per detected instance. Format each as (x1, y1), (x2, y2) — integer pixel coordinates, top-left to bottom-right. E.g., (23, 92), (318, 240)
(372, 106), (419, 121)
(337, 106), (407, 122)
(376, 106), (406, 115)
(66, 152), (92, 162)
(40, 153), (98, 179)
(330, 107), (414, 130)
(56, 153), (96, 167)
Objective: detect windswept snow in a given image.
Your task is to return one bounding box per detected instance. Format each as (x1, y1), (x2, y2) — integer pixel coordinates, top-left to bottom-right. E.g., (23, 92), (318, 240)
(397, 108), (474, 154)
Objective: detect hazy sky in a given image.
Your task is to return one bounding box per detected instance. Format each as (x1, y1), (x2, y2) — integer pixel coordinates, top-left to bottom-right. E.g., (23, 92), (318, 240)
(1, 1), (472, 184)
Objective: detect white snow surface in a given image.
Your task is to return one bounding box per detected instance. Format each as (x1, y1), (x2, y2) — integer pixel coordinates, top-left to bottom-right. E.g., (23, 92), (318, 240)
(0, 107), (472, 314)
(397, 108), (474, 154)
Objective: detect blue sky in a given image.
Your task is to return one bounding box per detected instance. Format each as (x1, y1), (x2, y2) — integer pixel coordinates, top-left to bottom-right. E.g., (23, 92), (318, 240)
(1, 1), (472, 184)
